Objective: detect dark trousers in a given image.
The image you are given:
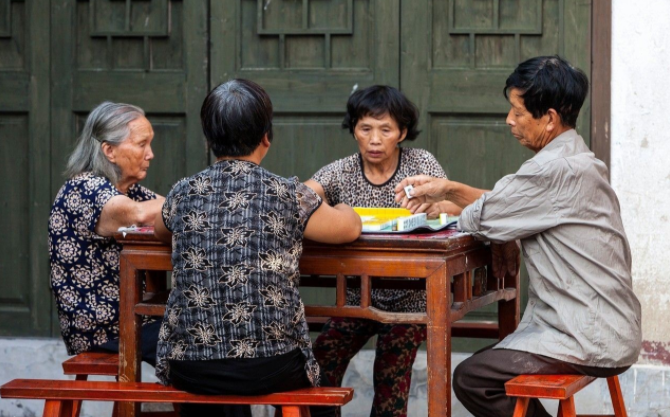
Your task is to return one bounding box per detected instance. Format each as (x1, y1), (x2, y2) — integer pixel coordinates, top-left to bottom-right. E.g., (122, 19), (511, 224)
(452, 346), (629, 417)
(92, 320), (161, 367)
(168, 348), (336, 417)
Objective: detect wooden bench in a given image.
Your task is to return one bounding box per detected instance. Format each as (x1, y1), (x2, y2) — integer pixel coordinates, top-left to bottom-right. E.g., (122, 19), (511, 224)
(1, 379), (354, 417)
(505, 375), (627, 417)
(62, 353), (177, 417)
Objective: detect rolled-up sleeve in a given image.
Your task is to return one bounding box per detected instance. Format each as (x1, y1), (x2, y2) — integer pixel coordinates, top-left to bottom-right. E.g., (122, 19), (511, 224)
(458, 159), (559, 243)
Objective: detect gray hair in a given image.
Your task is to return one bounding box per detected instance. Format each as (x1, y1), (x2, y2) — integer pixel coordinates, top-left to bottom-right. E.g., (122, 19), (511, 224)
(65, 101), (146, 185)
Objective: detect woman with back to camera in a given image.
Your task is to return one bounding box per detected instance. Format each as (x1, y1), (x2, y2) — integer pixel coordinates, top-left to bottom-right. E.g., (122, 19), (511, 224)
(305, 85), (460, 417)
(154, 79), (361, 417)
(48, 101), (164, 364)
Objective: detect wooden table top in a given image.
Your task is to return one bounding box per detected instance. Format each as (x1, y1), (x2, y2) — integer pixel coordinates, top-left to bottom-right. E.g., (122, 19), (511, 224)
(114, 228), (482, 253)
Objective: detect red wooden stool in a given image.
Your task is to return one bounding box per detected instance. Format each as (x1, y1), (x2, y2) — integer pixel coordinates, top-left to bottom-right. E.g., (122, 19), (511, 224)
(505, 374), (627, 417)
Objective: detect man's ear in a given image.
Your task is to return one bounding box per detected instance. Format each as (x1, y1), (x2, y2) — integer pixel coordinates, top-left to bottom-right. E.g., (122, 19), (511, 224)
(545, 109), (561, 132)
(101, 142), (116, 163)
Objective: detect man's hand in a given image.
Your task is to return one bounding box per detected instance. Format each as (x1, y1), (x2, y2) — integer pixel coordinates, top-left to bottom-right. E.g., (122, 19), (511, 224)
(411, 200), (463, 218)
(395, 175), (487, 212)
(394, 175), (450, 212)
(491, 241), (520, 280)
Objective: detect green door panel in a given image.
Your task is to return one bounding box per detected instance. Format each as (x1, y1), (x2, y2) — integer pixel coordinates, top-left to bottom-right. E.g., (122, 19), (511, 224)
(0, 0), (51, 336)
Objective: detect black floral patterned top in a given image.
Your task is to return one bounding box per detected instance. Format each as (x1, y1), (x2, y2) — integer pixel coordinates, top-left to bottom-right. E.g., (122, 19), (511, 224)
(311, 147), (447, 313)
(48, 172), (157, 355)
(155, 160), (322, 386)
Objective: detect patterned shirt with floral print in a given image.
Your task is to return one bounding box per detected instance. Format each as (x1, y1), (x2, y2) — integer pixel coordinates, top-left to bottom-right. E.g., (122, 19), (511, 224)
(48, 172), (157, 355)
(155, 160), (322, 386)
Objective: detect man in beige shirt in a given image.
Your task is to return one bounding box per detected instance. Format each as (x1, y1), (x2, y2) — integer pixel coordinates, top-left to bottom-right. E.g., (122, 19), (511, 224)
(395, 56), (641, 417)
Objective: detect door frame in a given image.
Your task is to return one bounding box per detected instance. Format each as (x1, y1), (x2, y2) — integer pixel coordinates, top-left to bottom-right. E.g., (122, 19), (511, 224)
(590, 1), (611, 174)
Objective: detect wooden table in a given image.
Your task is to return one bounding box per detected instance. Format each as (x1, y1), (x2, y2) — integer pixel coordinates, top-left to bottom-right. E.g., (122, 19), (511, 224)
(115, 229), (519, 417)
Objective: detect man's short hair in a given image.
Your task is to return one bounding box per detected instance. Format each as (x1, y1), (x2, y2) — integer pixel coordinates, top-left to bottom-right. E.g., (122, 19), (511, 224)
(504, 55), (589, 128)
(200, 79), (273, 158)
(342, 85), (421, 141)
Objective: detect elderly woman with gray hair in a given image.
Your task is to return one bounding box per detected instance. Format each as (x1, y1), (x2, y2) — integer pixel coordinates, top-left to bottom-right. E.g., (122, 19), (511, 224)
(48, 101), (165, 365)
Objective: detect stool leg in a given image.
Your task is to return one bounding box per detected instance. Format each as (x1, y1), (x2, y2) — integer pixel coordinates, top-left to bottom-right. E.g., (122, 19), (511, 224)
(606, 376), (628, 417)
(280, 406), (302, 417)
(299, 406), (311, 417)
(71, 374), (88, 417)
(558, 397), (577, 417)
(43, 400), (76, 417)
(512, 397), (529, 417)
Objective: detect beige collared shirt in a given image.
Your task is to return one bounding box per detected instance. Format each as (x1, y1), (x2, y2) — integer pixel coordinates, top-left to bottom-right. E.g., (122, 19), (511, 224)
(459, 129), (641, 367)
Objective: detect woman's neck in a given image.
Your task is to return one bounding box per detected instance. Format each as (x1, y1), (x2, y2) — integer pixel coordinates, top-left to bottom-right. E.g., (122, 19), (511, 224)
(362, 148), (401, 185)
(115, 179), (131, 194)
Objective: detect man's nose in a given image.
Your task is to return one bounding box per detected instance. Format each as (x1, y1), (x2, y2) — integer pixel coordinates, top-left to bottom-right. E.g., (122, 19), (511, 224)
(506, 111), (515, 126)
(146, 145), (155, 160)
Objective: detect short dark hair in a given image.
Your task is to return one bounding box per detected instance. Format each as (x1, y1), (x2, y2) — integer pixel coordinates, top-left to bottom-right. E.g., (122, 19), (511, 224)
(504, 55), (589, 128)
(200, 79), (273, 158)
(342, 85), (421, 141)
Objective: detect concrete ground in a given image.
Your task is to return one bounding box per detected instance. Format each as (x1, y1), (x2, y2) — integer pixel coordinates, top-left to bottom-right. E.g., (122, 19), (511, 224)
(0, 338), (668, 417)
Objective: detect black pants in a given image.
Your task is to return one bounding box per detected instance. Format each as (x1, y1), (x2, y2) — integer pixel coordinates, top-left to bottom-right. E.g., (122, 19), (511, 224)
(92, 320), (161, 367)
(452, 345), (629, 417)
(168, 348), (336, 417)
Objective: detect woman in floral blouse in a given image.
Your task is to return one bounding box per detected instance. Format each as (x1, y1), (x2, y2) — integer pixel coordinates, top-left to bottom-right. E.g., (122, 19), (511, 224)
(154, 79), (361, 417)
(304, 85), (460, 417)
(48, 102), (165, 364)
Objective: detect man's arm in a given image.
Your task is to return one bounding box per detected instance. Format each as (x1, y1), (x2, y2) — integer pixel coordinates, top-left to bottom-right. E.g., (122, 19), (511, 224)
(95, 194), (166, 237)
(394, 175), (488, 211)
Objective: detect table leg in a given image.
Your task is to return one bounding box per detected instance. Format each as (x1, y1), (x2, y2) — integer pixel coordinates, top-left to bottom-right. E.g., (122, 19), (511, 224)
(119, 256), (142, 417)
(425, 264), (449, 417)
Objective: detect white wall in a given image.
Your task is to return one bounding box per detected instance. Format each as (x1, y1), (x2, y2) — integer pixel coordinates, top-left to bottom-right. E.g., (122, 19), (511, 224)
(612, 0), (670, 367)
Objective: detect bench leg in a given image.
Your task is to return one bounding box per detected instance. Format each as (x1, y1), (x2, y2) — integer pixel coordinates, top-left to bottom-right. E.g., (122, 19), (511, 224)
(558, 397), (576, 417)
(607, 376), (628, 417)
(43, 400), (77, 417)
(279, 405), (311, 417)
(511, 397), (529, 417)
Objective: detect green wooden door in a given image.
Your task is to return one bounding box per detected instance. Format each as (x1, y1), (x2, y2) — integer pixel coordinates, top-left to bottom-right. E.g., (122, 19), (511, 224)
(0, 0), (593, 338)
(0, 0), (52, 336)
(211, 0), (401, 181)
(401, 0), (591, 350)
